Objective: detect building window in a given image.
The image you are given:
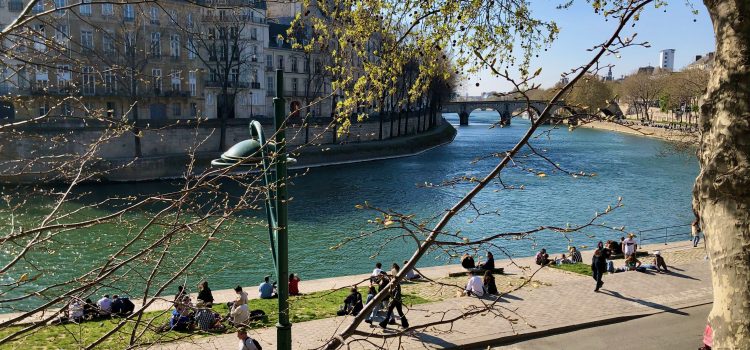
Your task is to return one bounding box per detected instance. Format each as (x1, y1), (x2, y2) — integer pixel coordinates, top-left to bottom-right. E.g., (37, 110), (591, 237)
(81, 30), (94, 50)
(54, 0), (67, 16)
(169, 9), (178, 24)
(102, 3), (114, 16)
(170, 69), (180, 91)
(104, 69), (116, 93)
(190, 103), (197, 117)
(187, 38), (196, 59)
(292, 78), (298, 94)
(8, 0), (24, 12)
(55, 24), (69, 49)
(277, 55), (284, 70)
(172, 103), (181, 117)
(230, 68), (239, 83)
(39, 103), (49, 117)
(124, 31), (134, 54)
(152, 68), (162, 93)
(304, 58), (310, 73)
(291, 57), (298, 73)
(267, 76), (273, 91)
(33, 24), (46, 51)
(187, 13), (193, 28)
(56, 64), (71, 89)
(106, 102), (116, 117)
(123, 4), (134, 21)
(32, 1), (45, 13)
(150, 7), (159, 24)
(251, 28), (258, 40)
(266, 55), (273, 68)
(170, 34), (180, 58)
(188, 71), (196, 96)
(80, 0), (92, 16)
(103, 33), (115, 54)
(150, 32), (161, 57)
(62, 102), (72, 116)
(82, 66), (95, 95)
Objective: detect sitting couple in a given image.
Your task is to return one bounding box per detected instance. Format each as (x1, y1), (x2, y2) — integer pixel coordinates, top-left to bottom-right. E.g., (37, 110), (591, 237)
(461, 252), (495, 271)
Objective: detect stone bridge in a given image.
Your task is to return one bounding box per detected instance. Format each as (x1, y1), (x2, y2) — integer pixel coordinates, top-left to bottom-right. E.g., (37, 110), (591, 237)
(441, 100), (578, 126)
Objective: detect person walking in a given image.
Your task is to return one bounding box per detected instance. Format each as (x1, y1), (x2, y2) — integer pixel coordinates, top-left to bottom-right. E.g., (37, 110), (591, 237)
(591, 247), (607, 292)
(379, 264), (409, 329)
(691, 219), (702, 247)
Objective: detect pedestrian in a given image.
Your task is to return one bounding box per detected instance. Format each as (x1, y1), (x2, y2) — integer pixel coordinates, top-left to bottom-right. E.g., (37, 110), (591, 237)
(591, 248), (607, 292)
(237, 328), (261, 350)
(197, 281), (214, 307)
(691, 219), (702, 247)
(378, 264), (409, 329)
(289, 273), (301, 296)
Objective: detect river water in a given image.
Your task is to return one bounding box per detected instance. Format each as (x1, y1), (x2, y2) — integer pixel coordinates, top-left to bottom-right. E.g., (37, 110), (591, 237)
(1, 111), (699, 309)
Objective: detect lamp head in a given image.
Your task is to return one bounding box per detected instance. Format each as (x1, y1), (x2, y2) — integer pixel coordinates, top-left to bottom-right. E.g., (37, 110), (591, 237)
(211, 139), (263, 167)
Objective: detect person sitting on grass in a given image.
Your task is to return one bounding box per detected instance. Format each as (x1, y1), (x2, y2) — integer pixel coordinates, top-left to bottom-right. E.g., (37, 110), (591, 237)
(461, 253), (476, 269)
(229, 301), (250, 326)
(623, 255), (645, 272)
(402, 260), (421, 280)
(337, 287), (364, 316)
(289, 273), (301, 296)
(483, 270), (498, 295)
(535, 249), (551, 266)
(569, 246), (583, 263)
(462, 270), (485, 297)
(97, 294), (112, 316)
(259, 276), (277, 299)
(478, 251), (495, 271)
(555, 254), (572, 265)
(111, 295), (135, 317)
(197, 281), (214, 307)
(194, 302), (225, 332)
(83, 298), (98, 320)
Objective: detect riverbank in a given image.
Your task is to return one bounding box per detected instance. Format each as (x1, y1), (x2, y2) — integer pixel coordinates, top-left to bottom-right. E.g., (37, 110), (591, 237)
(578, 120), (698, 143)
(0, 119), (456, 183)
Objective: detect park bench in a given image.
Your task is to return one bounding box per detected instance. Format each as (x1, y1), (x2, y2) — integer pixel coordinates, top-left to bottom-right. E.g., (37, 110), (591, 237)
(448, 268), (504, 278)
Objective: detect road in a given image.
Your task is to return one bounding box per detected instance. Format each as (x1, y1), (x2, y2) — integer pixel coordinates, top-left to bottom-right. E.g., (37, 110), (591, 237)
(488, 304), (711, 350)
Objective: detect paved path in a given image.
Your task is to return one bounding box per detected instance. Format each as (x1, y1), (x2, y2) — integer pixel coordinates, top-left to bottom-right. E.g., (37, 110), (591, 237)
(490, 303), (711, 350)
(148, 241), (712, 350)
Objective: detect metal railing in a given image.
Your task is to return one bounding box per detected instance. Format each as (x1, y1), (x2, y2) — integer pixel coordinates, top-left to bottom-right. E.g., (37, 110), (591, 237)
(637, 223), (692, 246)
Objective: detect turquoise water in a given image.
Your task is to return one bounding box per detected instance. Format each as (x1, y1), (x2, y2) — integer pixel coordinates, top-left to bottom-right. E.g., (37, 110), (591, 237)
(0, 111), (699, 309)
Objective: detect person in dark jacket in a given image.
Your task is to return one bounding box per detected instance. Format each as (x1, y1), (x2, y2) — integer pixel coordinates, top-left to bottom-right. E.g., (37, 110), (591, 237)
(337, 287), (364, 316)
(478, 251), (495, 271)
(111, 295), (135, 316)
(379, 264), (409, 329)
(197, 281), (214, 307)
(591, 248), (607, 292)
(483, 270), (498, 295)
(461, 253), (476, 269)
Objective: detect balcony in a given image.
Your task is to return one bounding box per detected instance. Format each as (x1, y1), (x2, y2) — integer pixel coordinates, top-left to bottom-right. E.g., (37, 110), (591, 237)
(204, 80), (250, 89)
(161, 90), (191, 98)
(250, 82), (261, 89)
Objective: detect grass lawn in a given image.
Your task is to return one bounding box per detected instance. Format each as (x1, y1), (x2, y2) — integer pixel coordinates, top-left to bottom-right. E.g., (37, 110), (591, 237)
(551, 263), (592, 276)
(0, 287), (429, 349)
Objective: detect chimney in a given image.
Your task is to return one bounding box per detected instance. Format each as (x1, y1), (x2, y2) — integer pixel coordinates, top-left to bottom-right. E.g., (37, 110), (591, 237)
(695, 55), (702, 61)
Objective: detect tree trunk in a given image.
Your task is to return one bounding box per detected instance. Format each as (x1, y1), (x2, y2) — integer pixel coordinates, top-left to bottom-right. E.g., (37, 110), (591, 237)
(694, 1), (750, 348)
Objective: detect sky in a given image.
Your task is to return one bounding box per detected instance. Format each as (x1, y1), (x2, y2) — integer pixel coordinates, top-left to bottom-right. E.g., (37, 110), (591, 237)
(463, 1), (716, 95)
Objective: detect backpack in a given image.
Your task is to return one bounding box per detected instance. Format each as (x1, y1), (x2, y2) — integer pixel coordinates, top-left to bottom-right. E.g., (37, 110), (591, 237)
(244, 338), (262, 350)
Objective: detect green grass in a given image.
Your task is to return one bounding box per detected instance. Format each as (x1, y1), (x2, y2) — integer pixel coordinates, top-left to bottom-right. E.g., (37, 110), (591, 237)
(550, 263), (592, 276)
(0, 288), (429, 349)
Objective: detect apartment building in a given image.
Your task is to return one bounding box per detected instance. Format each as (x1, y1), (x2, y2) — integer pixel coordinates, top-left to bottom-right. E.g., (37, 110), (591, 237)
(0, 0), (270, 121)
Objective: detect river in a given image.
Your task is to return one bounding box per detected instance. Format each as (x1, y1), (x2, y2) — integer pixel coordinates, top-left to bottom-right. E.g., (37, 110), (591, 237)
(0, 111), (699, 309)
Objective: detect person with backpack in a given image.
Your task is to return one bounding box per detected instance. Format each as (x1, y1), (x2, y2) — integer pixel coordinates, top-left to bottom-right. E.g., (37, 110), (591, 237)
(237, 328), (262, 350)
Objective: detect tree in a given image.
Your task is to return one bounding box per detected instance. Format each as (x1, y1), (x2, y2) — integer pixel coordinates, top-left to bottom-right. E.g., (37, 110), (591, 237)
(564, 74), (614, 114)
(693, 1), (750, 348)
(620, 71), (662, 121)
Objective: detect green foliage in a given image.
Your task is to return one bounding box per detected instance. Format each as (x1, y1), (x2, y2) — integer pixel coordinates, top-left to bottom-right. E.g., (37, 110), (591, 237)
(0, 288), (429, 349)
(551, 263), (592, 276)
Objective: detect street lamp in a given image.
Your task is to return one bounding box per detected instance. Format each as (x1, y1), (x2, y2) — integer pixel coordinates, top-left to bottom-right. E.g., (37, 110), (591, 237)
(211, 69), (292, 350)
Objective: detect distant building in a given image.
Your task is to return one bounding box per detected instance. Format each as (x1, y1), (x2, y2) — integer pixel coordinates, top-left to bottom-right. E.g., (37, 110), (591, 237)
(559, 76), (570, 85)
(637, 66), (656, 75)
(603, 67), (614, 81)
(659, 49), (676, 71)
(686, 52), (715, 71)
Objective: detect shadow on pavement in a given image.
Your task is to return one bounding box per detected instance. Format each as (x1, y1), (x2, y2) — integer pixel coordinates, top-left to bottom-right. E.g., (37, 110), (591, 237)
(600, 290), (689, 315)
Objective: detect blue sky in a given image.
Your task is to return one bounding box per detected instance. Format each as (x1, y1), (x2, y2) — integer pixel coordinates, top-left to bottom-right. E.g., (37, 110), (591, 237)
(464, 1), (716, 95)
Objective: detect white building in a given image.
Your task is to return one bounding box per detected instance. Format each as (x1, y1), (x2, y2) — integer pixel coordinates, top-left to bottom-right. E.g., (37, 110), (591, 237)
(659, 49), (675, 71)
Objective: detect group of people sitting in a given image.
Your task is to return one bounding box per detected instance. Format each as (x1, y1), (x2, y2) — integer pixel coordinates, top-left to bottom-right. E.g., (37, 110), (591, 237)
(57, 294), (135, 324)
(534, 246), (583, 266)
(461, 251), (495, 271)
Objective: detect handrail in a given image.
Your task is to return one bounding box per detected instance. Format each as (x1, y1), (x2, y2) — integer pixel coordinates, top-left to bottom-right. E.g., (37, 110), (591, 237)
(636, 223), (693, 246)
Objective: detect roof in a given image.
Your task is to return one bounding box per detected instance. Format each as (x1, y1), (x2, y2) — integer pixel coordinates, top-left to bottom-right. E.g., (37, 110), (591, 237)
(268, 23), (293, 49)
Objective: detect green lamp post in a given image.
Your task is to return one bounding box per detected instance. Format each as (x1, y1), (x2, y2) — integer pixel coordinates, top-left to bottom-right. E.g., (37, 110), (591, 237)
(211, 69), (292, 350)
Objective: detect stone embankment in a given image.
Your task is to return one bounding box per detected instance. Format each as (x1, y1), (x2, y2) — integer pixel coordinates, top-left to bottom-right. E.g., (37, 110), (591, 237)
(0, 116), (456, 183)
(579, 120), (698, 143)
